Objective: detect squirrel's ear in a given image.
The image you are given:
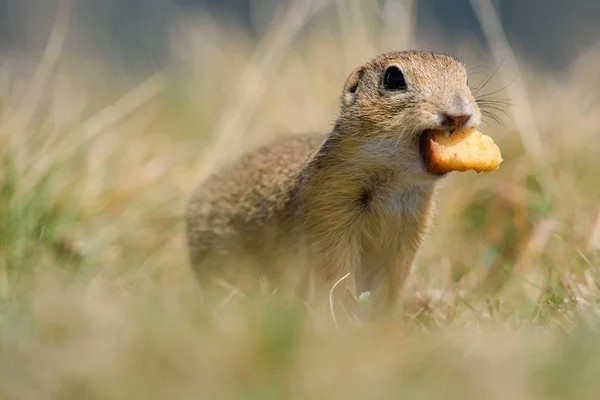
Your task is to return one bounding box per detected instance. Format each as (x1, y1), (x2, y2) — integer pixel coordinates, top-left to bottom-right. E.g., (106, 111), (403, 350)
(342, 66), (364, 106)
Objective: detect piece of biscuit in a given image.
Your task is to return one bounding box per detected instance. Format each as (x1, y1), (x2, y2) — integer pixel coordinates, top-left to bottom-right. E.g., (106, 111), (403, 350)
(424, 128), (503, 173)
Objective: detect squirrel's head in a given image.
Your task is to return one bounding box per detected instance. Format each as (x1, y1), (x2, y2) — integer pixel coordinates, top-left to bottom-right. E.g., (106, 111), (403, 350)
(337, 50), (481, 183)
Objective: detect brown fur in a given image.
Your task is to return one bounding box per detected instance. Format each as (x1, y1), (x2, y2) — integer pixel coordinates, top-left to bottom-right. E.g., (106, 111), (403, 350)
(186, 50), (481, 312)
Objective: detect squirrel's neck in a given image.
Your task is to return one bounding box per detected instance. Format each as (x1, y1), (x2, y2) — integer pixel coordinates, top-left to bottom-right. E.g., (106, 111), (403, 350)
(296, 127), (437, 259)
(299, 126), (437, 220)
(311, 125), (423, 188)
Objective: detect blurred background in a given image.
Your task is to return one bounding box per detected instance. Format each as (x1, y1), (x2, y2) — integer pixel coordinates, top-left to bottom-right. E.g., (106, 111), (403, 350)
(1, 1), (600, 398)
(2, 0), (600, 72)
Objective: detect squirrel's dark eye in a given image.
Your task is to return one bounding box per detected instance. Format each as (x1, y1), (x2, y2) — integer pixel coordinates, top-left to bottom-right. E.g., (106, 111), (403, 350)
(383, 66), (407, 91)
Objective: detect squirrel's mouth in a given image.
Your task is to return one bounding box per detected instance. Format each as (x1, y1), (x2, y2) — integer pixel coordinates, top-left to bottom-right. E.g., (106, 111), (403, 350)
(419, 130), (432, 167)
(419, 130), (446, 177)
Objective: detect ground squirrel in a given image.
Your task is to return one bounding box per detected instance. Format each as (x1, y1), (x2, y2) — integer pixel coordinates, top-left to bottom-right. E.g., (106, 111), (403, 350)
(186, 50), (481, 311)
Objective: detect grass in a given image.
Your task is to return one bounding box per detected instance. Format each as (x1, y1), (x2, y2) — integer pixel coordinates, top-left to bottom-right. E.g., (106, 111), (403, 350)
(1, 1), (600, 398)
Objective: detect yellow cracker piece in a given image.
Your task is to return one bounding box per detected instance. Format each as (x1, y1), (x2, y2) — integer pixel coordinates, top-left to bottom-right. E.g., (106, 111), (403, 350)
(425, 128), (503, 173)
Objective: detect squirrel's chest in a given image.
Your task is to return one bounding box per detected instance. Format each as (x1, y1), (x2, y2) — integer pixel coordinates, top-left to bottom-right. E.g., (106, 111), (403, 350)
(296, 169), (434, 242)
(364, 180), (428, 220)
(352, 183), (433, 252)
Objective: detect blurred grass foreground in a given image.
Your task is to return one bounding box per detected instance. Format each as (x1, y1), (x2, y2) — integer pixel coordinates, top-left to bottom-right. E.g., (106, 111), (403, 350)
(2, 0), (600, 398)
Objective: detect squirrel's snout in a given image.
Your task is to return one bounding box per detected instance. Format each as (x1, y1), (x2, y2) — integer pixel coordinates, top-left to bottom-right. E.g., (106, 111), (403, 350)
(437, 95), (476, 131)
(440, 113), (472, 131)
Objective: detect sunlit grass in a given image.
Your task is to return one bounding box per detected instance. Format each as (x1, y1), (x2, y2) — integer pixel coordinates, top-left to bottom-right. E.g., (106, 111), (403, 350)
(1, 1), (600, 398)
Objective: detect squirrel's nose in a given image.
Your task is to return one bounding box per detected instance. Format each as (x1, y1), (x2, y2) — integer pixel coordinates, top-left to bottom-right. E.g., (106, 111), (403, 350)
(441, 113), (471, 131)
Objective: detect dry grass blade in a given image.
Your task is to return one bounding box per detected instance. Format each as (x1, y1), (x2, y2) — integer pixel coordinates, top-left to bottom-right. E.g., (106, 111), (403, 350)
(194, 0), (335, 183)
(77, 74), (167, 143)
(21, 73), (167, 191)
(0, 0), (71, 173)
(330, 272), (351, 328)
(336, 0), (374, 64)
(380, 0), (417, 51)
(18, 0), (71, 124)
(469, 0), (558, 199)
(514, 219), (558, 273)
(587, 211), (600, 253)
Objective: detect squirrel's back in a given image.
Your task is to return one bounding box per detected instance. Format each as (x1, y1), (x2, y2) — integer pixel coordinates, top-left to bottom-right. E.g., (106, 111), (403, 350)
(185, 134), (325, 265)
